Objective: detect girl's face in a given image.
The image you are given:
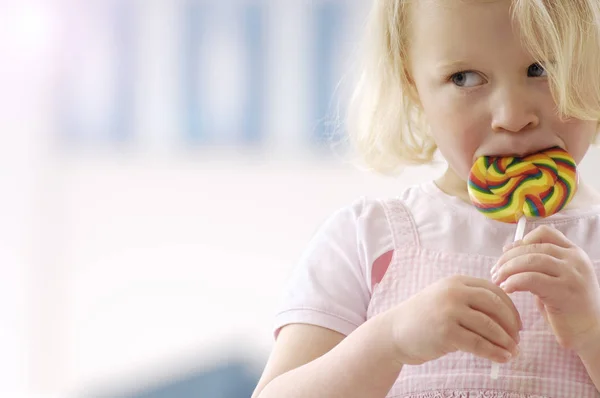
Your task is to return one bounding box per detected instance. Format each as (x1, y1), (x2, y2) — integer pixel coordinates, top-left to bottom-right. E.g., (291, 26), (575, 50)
(408, 0), (597, 182)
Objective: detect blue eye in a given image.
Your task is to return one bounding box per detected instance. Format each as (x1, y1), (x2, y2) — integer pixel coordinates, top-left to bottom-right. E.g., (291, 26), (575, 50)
(528, 63), (547, 77)
(450, 71), (485, 87)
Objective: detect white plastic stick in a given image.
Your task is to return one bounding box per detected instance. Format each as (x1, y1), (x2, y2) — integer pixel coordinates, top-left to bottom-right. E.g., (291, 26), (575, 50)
(514, 216), (527, 241)
(491, 215), (526, 380)
(490, 361), (500, 379)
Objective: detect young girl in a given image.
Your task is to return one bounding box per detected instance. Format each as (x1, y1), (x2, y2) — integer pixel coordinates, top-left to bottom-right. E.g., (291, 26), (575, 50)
(252, 1), (600, 397)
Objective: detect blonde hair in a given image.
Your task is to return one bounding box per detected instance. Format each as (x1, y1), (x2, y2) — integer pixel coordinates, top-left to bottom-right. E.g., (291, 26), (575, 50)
(347, 0), (600, 174)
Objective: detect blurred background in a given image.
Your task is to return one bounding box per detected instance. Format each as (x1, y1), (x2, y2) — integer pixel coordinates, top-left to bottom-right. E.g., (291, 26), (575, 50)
(2, 0), (599, 397)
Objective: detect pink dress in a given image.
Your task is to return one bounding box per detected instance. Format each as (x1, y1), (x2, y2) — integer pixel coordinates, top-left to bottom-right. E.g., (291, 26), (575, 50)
(274, 182), (600, 397)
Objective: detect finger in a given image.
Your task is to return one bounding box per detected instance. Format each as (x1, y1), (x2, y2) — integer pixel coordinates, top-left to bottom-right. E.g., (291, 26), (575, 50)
(459, 308), (520, 353)
(463, 277), (523, 330)
(453, 324), (515, 364)
(500, 272), (560, 299)
(493, 243), (565, 274)
(522, 225), (573, 248)
(503, 240), (522, 252)
(493, 253), (563, 286)
(468, 287), (522, 343)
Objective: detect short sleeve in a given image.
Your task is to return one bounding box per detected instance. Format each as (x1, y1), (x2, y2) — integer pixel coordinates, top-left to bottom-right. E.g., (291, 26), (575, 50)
(273, 197), (392, 338)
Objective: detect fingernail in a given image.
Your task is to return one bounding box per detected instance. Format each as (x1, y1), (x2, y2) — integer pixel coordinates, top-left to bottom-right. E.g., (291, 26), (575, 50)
(500, 282), (507, 290)
(491, 272), (498, 283)
(491, 264), (498, 274)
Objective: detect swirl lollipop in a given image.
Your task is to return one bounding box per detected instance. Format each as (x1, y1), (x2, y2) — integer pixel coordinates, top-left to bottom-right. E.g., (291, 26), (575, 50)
(468, 146), (577, 224)
(467, 146), (578, 379)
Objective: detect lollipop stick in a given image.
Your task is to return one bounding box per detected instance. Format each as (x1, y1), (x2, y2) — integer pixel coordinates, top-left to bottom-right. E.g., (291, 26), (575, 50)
(514, 215), (526, 241)
(491, 215), (526, 380)
(491, 362), (500, 379)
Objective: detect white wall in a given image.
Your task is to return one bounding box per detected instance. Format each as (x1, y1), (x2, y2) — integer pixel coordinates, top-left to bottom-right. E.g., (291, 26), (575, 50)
(58, 153), (442, 396)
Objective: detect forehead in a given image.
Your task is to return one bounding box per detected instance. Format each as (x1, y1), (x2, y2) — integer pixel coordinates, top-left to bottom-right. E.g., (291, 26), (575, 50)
(408, 0), (528, 63)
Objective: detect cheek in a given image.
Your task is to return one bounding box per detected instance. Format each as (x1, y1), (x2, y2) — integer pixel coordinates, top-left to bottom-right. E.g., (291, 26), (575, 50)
(556, 119), (597, 163)
(425, 101), (487, 178)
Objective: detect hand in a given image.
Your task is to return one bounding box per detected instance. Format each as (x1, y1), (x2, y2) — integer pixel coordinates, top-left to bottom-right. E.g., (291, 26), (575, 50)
(491, 225), (600, 354)
(386, 275), (522, 366)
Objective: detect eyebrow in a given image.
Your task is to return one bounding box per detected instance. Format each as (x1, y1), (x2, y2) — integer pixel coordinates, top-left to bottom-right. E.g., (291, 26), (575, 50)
(435, 60), (471, 74)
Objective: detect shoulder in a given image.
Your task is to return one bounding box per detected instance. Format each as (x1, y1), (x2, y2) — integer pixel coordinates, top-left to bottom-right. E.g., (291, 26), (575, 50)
(306, 190), (422, 281)
(310, 193), (418, 254)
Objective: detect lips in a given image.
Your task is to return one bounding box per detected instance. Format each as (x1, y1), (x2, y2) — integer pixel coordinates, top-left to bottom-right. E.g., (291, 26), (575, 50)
(474, 144), (565, 162)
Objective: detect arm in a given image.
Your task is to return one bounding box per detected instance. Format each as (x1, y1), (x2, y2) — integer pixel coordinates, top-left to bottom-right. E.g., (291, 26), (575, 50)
(252, 312), (403, 398)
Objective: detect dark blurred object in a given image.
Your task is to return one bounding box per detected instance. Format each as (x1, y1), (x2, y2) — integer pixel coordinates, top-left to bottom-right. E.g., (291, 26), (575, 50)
(90, 360), (261, 398)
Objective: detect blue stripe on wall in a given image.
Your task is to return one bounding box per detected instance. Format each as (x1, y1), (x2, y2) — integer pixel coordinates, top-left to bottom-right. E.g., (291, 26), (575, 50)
(241, 3), (265, 145)
(184, 2), (265, 146)
(111, 0), (134, 143)
(59, 0), (134, 145)
(182, 1), (209, 145)
(313, 1), (345, 144)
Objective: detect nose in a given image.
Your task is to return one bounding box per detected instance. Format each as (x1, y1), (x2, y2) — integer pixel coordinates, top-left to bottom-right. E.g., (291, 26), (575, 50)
(491, 87), (540, 133)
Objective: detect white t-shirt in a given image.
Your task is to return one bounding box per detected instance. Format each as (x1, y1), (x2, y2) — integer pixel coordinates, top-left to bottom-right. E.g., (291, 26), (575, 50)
(273, 181), (600, 338)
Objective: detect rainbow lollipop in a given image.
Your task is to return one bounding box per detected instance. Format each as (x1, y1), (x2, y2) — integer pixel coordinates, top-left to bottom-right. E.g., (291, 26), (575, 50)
(468, 146), (577, 224)
(467, 146), (578, 379)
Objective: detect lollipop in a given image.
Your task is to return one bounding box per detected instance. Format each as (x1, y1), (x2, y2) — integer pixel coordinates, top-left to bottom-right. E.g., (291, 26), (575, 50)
(468, 146), (577, 224)
(467, 146), (578, 379)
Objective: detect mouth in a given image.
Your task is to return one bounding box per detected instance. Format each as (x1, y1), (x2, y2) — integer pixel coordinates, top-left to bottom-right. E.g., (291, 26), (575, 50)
(475, 144), (566, 161)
